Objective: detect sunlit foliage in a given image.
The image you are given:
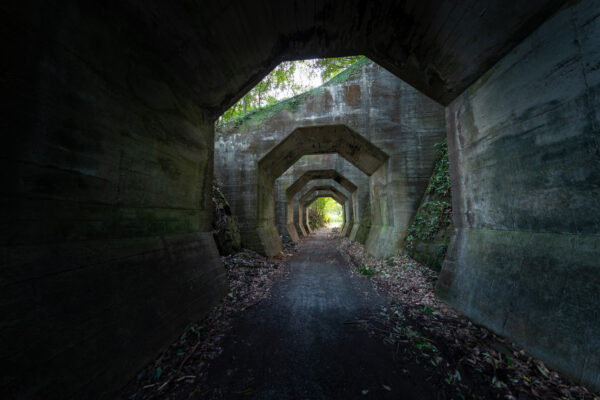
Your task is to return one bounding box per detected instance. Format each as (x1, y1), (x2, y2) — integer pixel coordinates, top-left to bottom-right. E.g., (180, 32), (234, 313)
(219, 56), (362, 124)
(308, 197), (343, 229)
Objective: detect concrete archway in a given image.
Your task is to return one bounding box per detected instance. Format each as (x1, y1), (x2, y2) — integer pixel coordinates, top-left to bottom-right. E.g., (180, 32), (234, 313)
(297, 185), (349, 236)
(304, 194), (345, 234)
(302, 191), (347, 235)
(4, 2), (599, 396)
(286, 170), (357, 242)
(257, 125), (388, 256)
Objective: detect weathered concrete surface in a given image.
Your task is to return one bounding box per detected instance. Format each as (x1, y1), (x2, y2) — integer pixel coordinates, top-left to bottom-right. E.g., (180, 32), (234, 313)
(437, 0), (600, 391)
(0, 3), (228, 399)
(216, 61), (446, 258)
(275, 155), (371, 244)
(256, 124), (388, 256)
(285, 170), (357, 241)
(1, 0), (588, 398)
(130, 0), (565, 112)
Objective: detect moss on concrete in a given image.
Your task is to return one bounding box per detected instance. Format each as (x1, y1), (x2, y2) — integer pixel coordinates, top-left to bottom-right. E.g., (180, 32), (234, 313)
(216, 57), (370, 131)
(405, 139), (453, 271)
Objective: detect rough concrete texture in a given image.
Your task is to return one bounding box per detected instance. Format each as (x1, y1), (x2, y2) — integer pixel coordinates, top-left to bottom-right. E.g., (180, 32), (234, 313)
(1, 3), (228, 398)
(285, 170), (357, 241)
(215, 61), (446, 258)
(275, 154), (371, 244)
(256, 124), (388, 256)
(1, 0), (590, 398)
(437, 0), (600, 391)
(108, 0), (564, 112)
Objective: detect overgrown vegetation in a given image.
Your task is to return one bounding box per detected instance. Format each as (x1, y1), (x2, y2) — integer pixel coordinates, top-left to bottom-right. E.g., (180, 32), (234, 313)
(218, 56), (363, 124)
(338, 236), (599, 400)
(307, 197), (343, 229)
(212, 180), (241, 255)
(405, 139), (452, 270)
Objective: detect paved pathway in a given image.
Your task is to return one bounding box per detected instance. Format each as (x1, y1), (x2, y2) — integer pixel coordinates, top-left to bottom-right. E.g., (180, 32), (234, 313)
(199, 229), (438, 399)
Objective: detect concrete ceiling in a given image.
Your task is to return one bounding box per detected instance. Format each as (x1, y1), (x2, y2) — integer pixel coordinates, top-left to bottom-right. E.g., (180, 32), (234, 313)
(119, 0), (565, 115)
(287, 170), (357, 199)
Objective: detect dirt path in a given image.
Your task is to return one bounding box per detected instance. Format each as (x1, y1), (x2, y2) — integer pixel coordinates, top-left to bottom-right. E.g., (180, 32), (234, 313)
(195, 229), (438, 399)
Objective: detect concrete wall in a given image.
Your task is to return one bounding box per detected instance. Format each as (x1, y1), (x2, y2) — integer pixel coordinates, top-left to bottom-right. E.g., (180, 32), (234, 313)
(437, 0), (600, 391)
(275, 155), (367, 241)
(215, 60), (446, 258)
(3, 1), (593, 397)
(0, 3), (227, 398)
(297, 182), (352, 236)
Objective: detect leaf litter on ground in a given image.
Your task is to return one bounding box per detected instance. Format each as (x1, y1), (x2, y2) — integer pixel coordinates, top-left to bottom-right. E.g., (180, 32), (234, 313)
(336, 235), (599, 400)
(117, 242), (296, 400)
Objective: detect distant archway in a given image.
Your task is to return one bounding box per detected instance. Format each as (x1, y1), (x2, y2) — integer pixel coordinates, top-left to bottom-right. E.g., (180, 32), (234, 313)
(302, 191), (346, 235)
(286, 170), (357, 241)
(257, 124), (388, 256)
(298, 185), (348, 236)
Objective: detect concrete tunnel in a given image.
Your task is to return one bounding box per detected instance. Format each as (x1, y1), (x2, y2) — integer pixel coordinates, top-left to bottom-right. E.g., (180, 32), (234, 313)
(2, 1), (599, 398)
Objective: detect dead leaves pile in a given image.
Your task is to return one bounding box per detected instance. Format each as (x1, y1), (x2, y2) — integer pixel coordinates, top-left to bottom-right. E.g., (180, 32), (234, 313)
(337, 237), (599, 400)
(117, 245), (295, 399)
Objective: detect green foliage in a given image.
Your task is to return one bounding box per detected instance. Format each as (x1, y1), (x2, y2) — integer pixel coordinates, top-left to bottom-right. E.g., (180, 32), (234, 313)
(312, 56), (363, 81)
(405, 139), (452, 251)
(218, 56), (363, 124)
(308, 197), (343, 229)
(425, 140), (451, 197)
(357, 265), (376, 277)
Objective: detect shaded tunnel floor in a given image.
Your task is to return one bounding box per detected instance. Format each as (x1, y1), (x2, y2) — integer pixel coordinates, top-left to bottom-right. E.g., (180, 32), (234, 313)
(195, 229), (437, 399)
(120, 229), (599, 400)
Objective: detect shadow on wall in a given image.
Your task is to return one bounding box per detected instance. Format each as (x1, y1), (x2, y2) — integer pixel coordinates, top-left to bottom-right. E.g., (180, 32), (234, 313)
(212, 180), (242, 255)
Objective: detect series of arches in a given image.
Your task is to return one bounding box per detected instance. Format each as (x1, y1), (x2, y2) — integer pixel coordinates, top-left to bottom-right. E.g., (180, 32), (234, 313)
(285, 169), (357, 240)
(257, 125), (389, 256)
(3, 1), (598, 396)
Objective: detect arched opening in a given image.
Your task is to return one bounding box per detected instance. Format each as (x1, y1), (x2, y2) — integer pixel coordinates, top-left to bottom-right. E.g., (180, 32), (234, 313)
(256, 125), (388, 256)
(297, 185), (349, 236)
(305, 195), (344, 232)
(285, 169), (357, 241)
(4, 2), (598, 397)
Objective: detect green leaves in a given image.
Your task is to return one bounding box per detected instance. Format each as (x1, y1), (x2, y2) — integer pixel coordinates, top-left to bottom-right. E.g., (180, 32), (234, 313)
(313, 56), (363, 81)
(219, 56), (363, 124)
(308, 197), (343, 228)
(357, 265), (376, 277)
(405, 139), (452, 254)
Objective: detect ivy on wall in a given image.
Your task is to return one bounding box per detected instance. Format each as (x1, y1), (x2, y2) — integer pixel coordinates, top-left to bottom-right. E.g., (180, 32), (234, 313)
(405, 140), (453, 270)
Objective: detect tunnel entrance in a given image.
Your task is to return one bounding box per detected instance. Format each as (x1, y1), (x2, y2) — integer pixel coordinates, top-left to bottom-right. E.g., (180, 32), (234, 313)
(305, 196), (344, 232)
(298, 185), (349, 236)
(285, 169), (358, 241)
(5, 1), (599, 397)
(256, 125), (388, 256)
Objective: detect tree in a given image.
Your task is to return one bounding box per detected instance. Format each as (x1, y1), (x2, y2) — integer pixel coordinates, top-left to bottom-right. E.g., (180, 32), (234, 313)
(218, 56), (363, 124)
(308, 197), (343, 229)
